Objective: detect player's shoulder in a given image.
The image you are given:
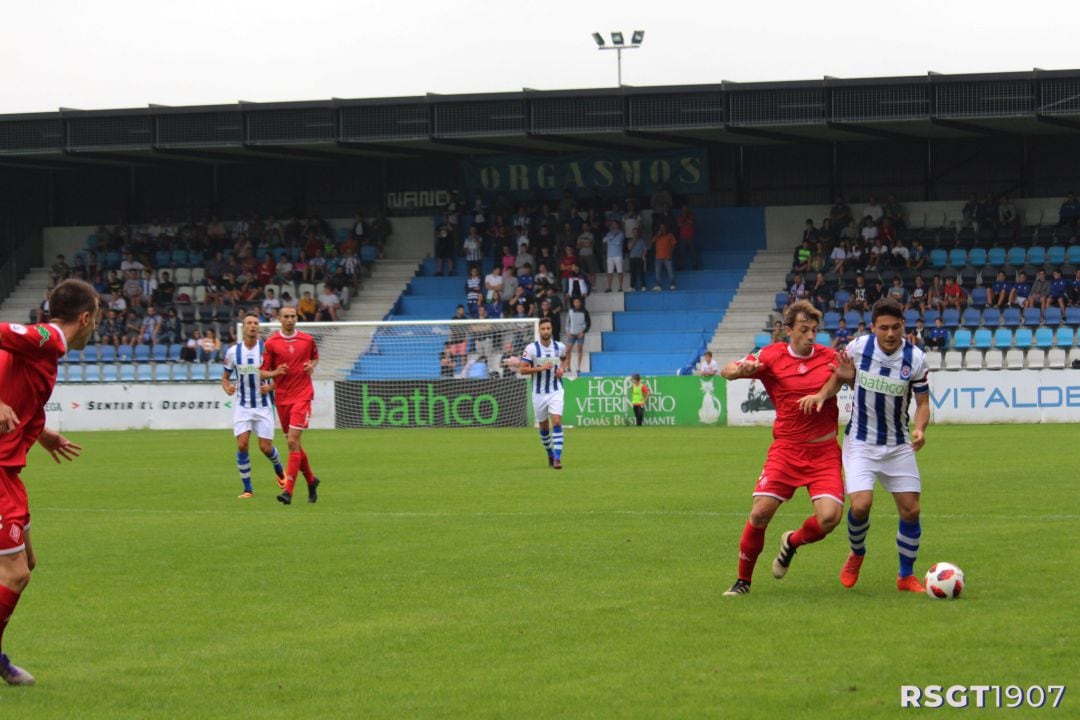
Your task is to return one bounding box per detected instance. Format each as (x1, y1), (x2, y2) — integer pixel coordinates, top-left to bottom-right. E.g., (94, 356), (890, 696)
(845, 334), (870, 354)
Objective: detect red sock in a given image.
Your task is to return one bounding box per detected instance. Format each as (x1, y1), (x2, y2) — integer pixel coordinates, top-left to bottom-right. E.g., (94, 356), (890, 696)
(299, 450), (315, 484)
(790, 516), (826, 548)
(0, 583), (22, 652)
(737, 522), (767, 583)
(286, 452), (302, 493)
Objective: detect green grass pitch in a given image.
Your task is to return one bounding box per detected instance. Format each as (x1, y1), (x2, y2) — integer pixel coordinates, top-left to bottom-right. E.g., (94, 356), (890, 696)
(2, 425), (1076, 718)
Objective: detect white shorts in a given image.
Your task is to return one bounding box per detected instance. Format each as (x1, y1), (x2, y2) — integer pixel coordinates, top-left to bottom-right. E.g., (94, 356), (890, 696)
(606, 256), (624, 273)
(233, 405), (276, 440)
(842, 435), (922, 495)
(532, 390), (565, 423)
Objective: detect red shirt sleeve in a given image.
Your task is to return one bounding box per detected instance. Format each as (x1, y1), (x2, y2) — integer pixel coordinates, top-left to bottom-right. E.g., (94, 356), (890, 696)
(0, 322), (65, 359)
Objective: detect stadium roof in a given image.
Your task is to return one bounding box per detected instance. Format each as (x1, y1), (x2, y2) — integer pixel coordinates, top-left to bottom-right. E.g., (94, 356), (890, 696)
(2, 69), (1079, 170)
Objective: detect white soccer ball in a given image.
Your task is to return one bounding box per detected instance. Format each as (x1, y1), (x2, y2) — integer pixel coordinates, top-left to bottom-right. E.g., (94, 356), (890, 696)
(924, 562), (965, 599)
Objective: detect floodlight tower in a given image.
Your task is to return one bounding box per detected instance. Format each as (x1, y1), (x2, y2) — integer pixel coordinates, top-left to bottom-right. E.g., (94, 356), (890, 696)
(591, 30), (645, 87)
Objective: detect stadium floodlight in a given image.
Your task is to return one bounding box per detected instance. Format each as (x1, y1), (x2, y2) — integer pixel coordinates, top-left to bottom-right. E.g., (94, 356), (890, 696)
(591, 29), (645, 87)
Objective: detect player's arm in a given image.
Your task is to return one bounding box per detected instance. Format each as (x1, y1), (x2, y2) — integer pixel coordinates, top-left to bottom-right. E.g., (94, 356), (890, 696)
(720, 355), (763, 380)
(556, 349), (569, 378)
(0, 398), (19, 434)
(37, 428), (82, 463)
(221, 365), (235, 395)
(303, 357), (318, 375)
(910, 391), (930, 451)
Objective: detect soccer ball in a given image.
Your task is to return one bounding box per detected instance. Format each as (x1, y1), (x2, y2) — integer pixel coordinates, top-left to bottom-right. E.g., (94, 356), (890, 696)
(924, 562), (965, 599)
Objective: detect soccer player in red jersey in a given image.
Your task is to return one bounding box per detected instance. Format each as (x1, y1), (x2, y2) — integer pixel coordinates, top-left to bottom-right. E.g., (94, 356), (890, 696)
(0, 279), (99, 683)
(719, 300), (850, 596)
(261, 306), (321, 505)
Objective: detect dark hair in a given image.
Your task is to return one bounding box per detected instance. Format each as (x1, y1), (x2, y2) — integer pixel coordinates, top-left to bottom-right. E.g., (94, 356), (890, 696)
(783, 300), (821, 328)
(538, 317), (552, 327)
(871, 297), (905, 323)
(48, 279), (98, 322)
(243, 311), (260, 321)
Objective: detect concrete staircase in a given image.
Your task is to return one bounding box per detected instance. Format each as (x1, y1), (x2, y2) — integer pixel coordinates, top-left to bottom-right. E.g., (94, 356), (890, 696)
(0, 268), (52, 324)
(704, 250), (789, 364)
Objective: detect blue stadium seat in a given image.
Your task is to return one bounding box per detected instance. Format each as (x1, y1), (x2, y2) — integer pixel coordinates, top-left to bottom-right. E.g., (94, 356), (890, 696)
(1035, 327), (1055, 348)
(815, 332), (831, 346)
(862, 310), (873, 326)
(171, 249), (189, 265)
(118, 345), (134, 362)
(1027, 247), (1046, 265)
(168, 345), (183, 362)
(1007, 247), (1026, 266)
(1022, 308), (1042, 326)
(120, 365), (136, 382)
(1002, 308), (1022, 328)
(1068, 246), (1080, 264)
(753, 332), (772, 349)
(952, 329), (972, 349)
(967, 247), (987, 267)
(774, 292), (788, 310)
(209, 362), (225, 378)
(981, 307), (1000, 326)
(62, 349), (81, 364)
(969, 287), (988, 308)
(102, 365), (118, 382)
(930, 249), (948, 267)
(833, 290), (851, 307)
(152, 344), (168, 362)
(1013, 327), (1033, 349)
(83, 346), (99, 363)
(1044, 307), (1063, 326)
(823, 311), (840, 331)
(134, 345), (151, 362)
(188, 250), (204, 266)
(903, 309), (920, 327)
(973, 328), (993, 349)
(1066, 307), (1080, 326)
(961, 307), (982, 328)
(942, 308), (961, 329)
(105, 251), (122, 269)
(1055, 327), (1075, 346)
(1047, 245), (1066, 265)
(137, 364), (154, 382)
(923, 309), (941, 326)
(993, 328), (1013, 348)
(190, 364), (208, 381)
(948, 249), (967, 267)
(155, 250), (171, 267)
(987, 248), (1007, 267)
(99, 345), (117, 363)
(84, 365), (101, 382)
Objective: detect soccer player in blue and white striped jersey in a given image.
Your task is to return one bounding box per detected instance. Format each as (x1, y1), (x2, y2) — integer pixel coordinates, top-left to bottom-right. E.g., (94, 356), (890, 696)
(221, 313), (285, 498)
(800, 298), (931, 592)
(518, 317), (569, 469)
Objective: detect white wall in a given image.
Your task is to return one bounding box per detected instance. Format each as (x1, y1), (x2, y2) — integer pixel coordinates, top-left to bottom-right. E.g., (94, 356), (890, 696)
(44, 226), (97, 264)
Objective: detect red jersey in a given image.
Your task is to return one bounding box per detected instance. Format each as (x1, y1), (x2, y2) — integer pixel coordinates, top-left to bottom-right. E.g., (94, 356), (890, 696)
(0, 322), (67, 469)
(261, 330), (319, 404)
(743, 342), (839, 442)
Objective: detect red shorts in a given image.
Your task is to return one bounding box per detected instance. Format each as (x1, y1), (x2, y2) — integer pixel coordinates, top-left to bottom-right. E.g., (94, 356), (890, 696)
(753, 438), (844, 504)
(0, 466), (29, 555)
(276, 401), (312, 432)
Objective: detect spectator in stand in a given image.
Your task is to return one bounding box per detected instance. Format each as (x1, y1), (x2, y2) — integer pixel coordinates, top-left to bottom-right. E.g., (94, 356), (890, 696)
(1027, 269), (1052, 318)
(860, 216), (879, 247)
(844, 274), (869, 314)
(792, 239), (812, 273)
(627, 226), (649, 293)
(307, 249), (327, 282)
(865, 235), (887, 272)
(122, 269), (143, 309)
(1059, 193), (1080, 229)
(464, 265), (483, 318)
(275, 253), (294, 285)
(906, 318), (926, 350)
(516, 263), (535, 300)
(97, 309), (123, 350)
(839, 219), (860, 244)
(564, 296), (591, 375)
(371, 212), (393, 259)
(942, 276), (966, 310)
(159, 307), (183, 346)
(1049, 268), (1069, 316)
(869, 278), (887, 307)
(698, 350), (720, 376)
(486, 290), (505, 319)
(515, 243), (535, 274)
(50, 254), (70, 285)
(856, 321), (870, 338)
(788, 273), (807, 305)
(989, 270), (1012, 310)
(576, 225), (598, 288)
(280, 291), (297, 310)
(651, 223), (678, 291)
(802, 218), (820, 247)
(908, 275), (929, 314)
(463, 225), (484, 268)
(434, 220), (455, 277)
(220, 272), (241, 305)
(256, 253), (276, 286)
(976, 193), (998, 233)
(998, 195), (1019, 231)
(498, 243), (515, 273)
(122, 310), (142, 348)
(770, 319), (789, 345)
(134, 305), (162, 348)
(558, 244), (577, 292)
(926, 274), (945, 313)
(602, 220), (625, 292)
(888, 237), (909, 269)
(809, 272), (832, 313)
(297, 290), (317, 322)
(108, 291), (127, 315)
(484, 265), (504, 304)
(677, 205), (698, 271)
(831, 318), (852, 351)
(830, 194), (853, 230)
(862, 197), (883, 224)
(198, 328), (222, 363)
(35, 290), (50, 324)
(1070, 268), (1080, 307)
(830, 240), (848, 275)
(886, 276), (908, 305)
(925, 317), (949, 351)
(534, 262), (556, 297)
(137, 268), (157, 308)
(120, 252), (144, 273)
(909, 239), (928, 271)
(205, 251), (226, 282)
(262, 288), (282, 319)
(316, 286), (341, 322)
(1008, 271), (1032, 309)
(961, 193), (979, 230)
(154, 271), (176, 306)
(883, 194), (905, 229)
(565, 262), (589, 306)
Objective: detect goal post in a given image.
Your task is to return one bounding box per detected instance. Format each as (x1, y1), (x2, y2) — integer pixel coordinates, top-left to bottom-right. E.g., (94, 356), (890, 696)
(252, 318), (540, 429)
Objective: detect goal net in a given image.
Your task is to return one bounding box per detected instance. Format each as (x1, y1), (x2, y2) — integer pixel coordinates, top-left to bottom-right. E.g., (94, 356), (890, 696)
(255, 318), (539, 429)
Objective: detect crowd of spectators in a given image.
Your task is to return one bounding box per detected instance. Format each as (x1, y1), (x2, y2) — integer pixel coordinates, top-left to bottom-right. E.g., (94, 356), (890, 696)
(43, 213), (390, 363)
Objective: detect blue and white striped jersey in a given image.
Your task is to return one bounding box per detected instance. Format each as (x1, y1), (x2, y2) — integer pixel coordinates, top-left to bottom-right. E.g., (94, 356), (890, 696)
(844, 335), (930, 446)
(521, 339), (566, 395)
(224, 341), (273, 409)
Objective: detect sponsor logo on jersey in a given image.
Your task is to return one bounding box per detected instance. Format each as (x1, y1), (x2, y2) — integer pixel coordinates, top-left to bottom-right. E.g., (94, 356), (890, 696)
(10, 324), (27, 335)
(900, 364), (912, 380)
(856, 371), (909, 397)
(797, 363), (808, 374)
(37, 325), (52, 346)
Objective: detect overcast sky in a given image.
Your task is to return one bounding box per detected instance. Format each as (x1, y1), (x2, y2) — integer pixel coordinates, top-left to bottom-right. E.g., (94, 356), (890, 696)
(2, 0), (1073, 115)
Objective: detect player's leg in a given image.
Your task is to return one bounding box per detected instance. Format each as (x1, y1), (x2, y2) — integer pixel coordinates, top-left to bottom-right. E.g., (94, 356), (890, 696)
(256, 424), (285, 489)
(773, 442), (844, 578)
(534, 394), (554, 466)
(0, 512), (34, 685)
(723, 493), (783, 596)
(235, 427), (255, 498)
(839, 438), (877, 587)
(549, 391), (565, 468)
(880, 448), (925, 592)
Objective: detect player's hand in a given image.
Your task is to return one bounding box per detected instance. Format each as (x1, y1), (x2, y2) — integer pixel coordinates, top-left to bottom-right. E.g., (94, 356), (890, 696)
(273, 364), (288, 376)
(303, 361), (316, 375)
(831, 352), (855, 383)
(223, 382), (236, 396)
(38, 430), (82, 463)
(555, 366), (564, 378)
(736, 359), (762, 377)
(0, 401), (19, 434)
(911, 429), (926, 452)
(797, 393), (826, 414)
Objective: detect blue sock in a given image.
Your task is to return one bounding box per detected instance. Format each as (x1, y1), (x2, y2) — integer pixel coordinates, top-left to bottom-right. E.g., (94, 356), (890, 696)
(551, 425), (563, 461)
(265, 446), (283, 477)
(236, 451), (252, 493)
(539, 428), (552, 457)
(897, 518), (921, 578)
(848, 507), (869, 557)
